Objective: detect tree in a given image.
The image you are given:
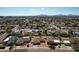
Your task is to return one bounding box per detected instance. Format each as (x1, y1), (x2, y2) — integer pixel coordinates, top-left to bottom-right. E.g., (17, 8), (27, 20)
(47, 41), (54, 45)
(38, 32), (42, 38)
(70, 37), (79, 51)
(47, 40), (55, 50)
(52, 32), (59, 37)
(6, 27), (12, 34)
(60, 32), (70, 37)
(68, 30), (74, 38)
(68, 30), (73, 35)
(44, 29), (47, 36)
(0, 44), (5, 49)
(44, 29), (48, 40)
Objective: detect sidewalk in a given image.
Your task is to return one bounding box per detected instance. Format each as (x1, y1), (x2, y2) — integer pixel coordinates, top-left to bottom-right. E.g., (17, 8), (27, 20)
(0, 45), (74, 52)
(0, 47), (10, 52)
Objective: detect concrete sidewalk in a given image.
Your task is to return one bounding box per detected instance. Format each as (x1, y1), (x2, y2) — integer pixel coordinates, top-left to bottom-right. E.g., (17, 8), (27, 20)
(0, 45), (74, 52)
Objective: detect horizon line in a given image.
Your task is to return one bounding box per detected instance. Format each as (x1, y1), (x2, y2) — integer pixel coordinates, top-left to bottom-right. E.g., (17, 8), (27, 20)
(0, 14), (79, 16)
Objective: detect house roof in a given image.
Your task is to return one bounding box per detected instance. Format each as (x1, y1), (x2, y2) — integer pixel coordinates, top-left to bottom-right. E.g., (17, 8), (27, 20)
(61, 37), (70, 40)
(54, 40), (60, 43)
(4, 36), (11, 42)
(6, 36), (18, 46)
(63, 40), (70, 43)
(15, 38), (24, 45)
(22, 36), (31, 42)
(23, 36), (30, 39)
(31, 38), (40, 44)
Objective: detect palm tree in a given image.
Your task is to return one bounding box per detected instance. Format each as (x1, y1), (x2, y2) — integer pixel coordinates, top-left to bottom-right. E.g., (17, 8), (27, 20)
(58, 31), (62, 48)
(44, 29), (48, 40)
(38, 32), (42, 39)
(47, 40), (55, 50)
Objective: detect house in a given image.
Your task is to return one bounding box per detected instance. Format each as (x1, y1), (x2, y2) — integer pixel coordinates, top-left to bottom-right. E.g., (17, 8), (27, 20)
(53, 37), (60, 44)
(21, 29), (32, 36)
(47, 36), (53, 41)
(73, 31), (79, 37)
(31, 36), (40, 45)
(40, 36), (46, 43)
(61, 37), (70, 45)
(54, 40), (60, 44)
(22, 36), (31, 43)
(32, 29), (42, 33)
(12, 25), (21, 33)
(15, 38), (24, 46)
(49, 24), (60, 30)
(5, 36), (18, 46)
(60, 28), (69, 34)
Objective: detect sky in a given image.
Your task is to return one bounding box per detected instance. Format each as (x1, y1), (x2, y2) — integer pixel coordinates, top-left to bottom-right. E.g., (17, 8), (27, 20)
(0, 7), (79, 16)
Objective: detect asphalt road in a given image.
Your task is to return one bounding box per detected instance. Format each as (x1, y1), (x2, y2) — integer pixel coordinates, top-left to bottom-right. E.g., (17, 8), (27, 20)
(2, 48), (75, 52)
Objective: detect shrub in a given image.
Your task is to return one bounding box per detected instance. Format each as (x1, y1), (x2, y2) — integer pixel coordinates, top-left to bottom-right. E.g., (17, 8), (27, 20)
(47, 41), (54, 45)
(60, 32), (70, 37)
(0, 44), (5, 49)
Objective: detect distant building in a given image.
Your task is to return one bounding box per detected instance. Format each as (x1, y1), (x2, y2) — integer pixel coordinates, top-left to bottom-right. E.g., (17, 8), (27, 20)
(21, 29), (32, 36)
(12, 25), (21, 33)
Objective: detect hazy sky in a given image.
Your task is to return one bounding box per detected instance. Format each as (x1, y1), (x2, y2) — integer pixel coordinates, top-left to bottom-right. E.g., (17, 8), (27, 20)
(0, 7), (79, 16)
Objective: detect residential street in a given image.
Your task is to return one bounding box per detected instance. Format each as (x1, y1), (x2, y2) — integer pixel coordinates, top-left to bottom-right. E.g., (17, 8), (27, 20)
(0, 47), (75, 52)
